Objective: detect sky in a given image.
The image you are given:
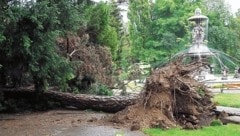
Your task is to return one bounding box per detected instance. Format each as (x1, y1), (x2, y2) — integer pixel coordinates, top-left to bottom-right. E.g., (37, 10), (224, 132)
(91, 0), (240, 23)
(225, 0), (240, 13)
(92, 0), (240, 13)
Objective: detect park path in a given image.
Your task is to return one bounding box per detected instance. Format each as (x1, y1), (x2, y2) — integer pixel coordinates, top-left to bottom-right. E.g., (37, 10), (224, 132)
(0, 110), (146, 136)
(56, 124), (146, 136)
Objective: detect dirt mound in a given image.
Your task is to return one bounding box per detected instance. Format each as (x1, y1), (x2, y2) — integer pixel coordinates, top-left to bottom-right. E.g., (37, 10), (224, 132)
(112, 60), (216, 129)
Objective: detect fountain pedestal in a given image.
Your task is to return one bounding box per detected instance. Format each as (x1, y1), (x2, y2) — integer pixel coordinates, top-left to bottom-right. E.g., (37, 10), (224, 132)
(187, 8), (214, 80)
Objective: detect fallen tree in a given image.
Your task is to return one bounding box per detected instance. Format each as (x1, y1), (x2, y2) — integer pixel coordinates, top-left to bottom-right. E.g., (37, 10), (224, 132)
(112, 60), (216, 129)
(1, 59), (216, 129)
(1, 88), (138, 113)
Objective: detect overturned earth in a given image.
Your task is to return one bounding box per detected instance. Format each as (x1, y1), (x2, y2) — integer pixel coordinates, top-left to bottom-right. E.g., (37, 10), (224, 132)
(112, 60), (216, 129)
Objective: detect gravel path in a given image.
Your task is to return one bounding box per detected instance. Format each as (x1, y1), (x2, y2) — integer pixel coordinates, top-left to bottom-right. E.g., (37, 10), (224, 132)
(0, 110), (146, 136)
(57, 125), (146, 136)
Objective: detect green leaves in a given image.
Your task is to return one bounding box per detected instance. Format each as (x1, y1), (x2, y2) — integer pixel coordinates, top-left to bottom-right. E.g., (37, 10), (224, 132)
(128, 0), (198, 64)
(205, 0), (240, 61)
(98, 25), (118, 58)
(0, 0), (77, 91)
(22, 35), (31, 49)
(86, 2), (120, 60)
(0, 35), (6, 43)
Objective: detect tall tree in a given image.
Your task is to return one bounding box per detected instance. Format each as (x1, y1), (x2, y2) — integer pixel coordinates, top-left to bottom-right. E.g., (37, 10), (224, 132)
(205, 0), (240, 59)
(0, 1), (73, 92)
(128, 0), (202, 64)
(109, 0), (125, 65)
(86, 2), (119, 59)
(128, 0), (152, 63)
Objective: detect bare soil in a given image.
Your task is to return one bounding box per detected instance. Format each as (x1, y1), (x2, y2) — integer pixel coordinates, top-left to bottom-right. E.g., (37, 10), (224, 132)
(0, 110), (145, 136)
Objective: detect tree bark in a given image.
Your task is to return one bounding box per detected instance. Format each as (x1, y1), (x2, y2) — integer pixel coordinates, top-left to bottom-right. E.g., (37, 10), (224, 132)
(1, 88), (139, 113)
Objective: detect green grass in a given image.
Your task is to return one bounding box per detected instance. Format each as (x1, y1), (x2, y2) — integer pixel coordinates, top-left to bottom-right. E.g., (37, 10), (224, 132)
(144, 124), (240, 136)
(144, 94), (240, 136)
(213, 93), (240, 108)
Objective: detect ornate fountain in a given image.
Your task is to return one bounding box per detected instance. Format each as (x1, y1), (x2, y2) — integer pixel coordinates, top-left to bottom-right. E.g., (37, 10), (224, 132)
(187, 8), (215, 80)
(159, 8), (240, 90)
(185, 8), (240, 88)
(188, 8), (212, 57)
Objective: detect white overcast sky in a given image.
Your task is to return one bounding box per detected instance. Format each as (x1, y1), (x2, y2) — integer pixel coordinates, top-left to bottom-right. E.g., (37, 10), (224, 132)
(92, 0), (240, 13)
(225, 0), (240, 13)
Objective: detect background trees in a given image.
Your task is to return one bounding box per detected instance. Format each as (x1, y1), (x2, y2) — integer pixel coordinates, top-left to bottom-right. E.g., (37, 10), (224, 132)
(128, 0), (152, 63)
(128, 0), (202, 65)
(128, 0), (240, 67)
(0, 1), (74, 92)
(0, 0), (239, 93)
(0, 0), (124, 93)
(205, 0), (239, 56)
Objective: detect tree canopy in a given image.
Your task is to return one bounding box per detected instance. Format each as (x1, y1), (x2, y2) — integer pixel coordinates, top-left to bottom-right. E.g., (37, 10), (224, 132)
(126, 0), (240, 68)
(0, 0), (239, 92)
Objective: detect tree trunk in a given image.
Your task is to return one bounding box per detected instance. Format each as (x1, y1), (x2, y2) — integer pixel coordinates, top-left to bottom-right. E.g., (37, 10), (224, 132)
(2, 88), (139, 113)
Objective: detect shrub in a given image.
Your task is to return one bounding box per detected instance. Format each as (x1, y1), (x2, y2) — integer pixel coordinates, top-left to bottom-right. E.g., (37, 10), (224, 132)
(90, 83), (113, 96)
(210, 120), (223, 126)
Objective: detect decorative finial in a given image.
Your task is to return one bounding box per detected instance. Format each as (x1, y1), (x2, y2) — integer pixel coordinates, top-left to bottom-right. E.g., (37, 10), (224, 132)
(195, 8), (202, 15)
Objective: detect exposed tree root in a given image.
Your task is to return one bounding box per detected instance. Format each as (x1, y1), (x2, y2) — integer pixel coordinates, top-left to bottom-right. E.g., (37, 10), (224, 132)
(112, 60), (216, 129)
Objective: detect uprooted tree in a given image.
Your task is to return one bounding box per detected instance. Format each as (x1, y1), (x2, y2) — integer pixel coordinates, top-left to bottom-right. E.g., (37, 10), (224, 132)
(2, 59), (216, 130)
(112, 59), (216, 129)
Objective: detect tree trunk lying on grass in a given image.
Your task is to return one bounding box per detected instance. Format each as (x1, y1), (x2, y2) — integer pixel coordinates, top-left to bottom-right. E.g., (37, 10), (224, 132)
(1, 88), (139, 113)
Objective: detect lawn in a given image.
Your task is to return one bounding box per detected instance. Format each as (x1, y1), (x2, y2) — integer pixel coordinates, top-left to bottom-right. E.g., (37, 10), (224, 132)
(144, 124), (240, 136)
(144, 94), (240, 136)
(213, 93), (240, 108)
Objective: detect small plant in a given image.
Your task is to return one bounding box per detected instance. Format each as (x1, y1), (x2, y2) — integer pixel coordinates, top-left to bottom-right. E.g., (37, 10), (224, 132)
(210, 120), (223, 126)
(197, 86), (205, 97)
(115, 131), (125, 136)
(90, 83), (113, 96)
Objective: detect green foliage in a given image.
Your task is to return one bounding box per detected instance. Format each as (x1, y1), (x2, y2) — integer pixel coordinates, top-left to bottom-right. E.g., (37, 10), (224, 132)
(127, 0), (240, 71)
(25, 1), (73, 91)
(204, 0), (231, 27)
(86, 2), (119, 59)
(118, 35), (132, 69)
(115, 131), (125, 136)
(0, 1), (74, 91)
(0, 35), (5, 43)
(208, 25), (238, 54)
(86, 2), (108, 40)
(210, 120), (223, 126)
(109, 0), (125, 64)
(213, 93), (240, 108)
(0, 0), (238, 97)
(205, 0), (240, 62)
(197, 86), (205, 97)
(98, 25), (118, 58)
(144, 124), (240, 136)
(109, 0), (124, 38)
(128, 0), (202, 64)
(128, 0), (152, 63)
(55, 0), (85, 34)
(90, 83), (113, 96)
